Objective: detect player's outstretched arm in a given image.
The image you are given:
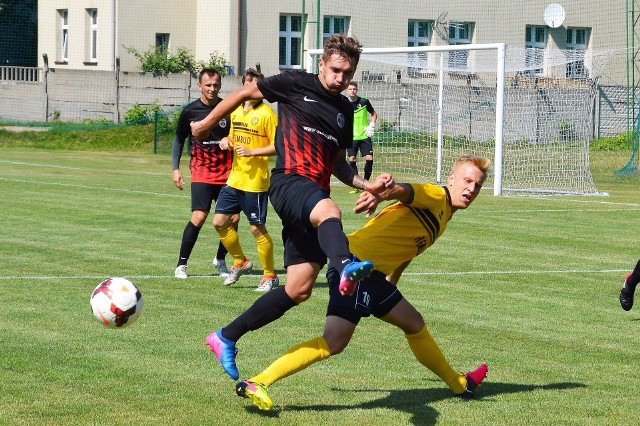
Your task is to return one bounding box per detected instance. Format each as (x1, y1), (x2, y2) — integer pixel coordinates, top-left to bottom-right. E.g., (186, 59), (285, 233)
(332, 152), (395, 192)
(190, 84), (264, 140)
(354, 183), (412, 217)
(366, 173), (395, 193)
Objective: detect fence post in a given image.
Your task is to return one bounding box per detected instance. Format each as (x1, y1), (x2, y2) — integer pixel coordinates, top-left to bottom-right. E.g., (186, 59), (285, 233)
(153, 111), (158, 154)
(42, 53), (49, 123)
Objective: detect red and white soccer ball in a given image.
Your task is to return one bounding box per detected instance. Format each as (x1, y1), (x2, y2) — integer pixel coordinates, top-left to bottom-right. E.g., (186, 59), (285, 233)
(90, 277), (143, 328)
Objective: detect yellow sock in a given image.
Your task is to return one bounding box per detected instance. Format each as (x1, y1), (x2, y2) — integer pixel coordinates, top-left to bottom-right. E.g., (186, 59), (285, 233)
(256, 233), (275, 277)
(249, 336), (330, 387)
(405, 325), (466, 394)
(217, 226), (245, 265)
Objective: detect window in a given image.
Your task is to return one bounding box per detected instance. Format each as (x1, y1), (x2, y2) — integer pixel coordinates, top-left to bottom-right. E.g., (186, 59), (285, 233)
(87, 9), (98, 62)
(156, 33), (170, 59)
(525, 26), (547, 76)
(407, 20), (432, 74)
(59, 9), (69, 61)
(279, 15), (302, 69)
(323, 16), (349, 44)
(566, 28), (589, 78)
(448, 22), (473, 69)
(408, 20), (432, 47)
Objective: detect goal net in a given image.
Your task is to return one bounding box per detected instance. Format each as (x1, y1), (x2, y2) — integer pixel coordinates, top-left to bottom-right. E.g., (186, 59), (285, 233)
(309, 44), (611, 196)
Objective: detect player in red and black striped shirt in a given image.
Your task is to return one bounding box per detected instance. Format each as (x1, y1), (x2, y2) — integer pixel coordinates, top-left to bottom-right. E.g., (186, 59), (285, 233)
(172, 68), (236, 279)
(192, 35), (394, 381)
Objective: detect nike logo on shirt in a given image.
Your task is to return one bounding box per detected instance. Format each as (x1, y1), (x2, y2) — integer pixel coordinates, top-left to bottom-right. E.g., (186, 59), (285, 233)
(303, 96), (318, 102)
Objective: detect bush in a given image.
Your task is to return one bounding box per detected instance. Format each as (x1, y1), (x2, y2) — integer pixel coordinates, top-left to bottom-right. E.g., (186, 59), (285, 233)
(124, 101), (163, 125)
(591, 133), (633, 151)
(124, 45), (228, 77)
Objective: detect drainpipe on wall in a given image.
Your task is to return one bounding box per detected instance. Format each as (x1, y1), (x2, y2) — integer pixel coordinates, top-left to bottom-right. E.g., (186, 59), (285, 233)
(112, 0), (117, 71)
(237, 0), (242, 74)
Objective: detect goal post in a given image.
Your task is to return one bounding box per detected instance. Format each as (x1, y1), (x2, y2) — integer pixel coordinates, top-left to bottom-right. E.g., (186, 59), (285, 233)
(307, 43), (609, 196)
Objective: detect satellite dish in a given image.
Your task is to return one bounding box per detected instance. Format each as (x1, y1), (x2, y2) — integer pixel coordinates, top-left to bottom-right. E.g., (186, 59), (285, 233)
(543, 3), (566, 28)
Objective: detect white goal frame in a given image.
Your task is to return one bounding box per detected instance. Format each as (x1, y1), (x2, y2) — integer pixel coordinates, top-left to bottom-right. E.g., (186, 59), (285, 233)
(308, 43), (507, 195)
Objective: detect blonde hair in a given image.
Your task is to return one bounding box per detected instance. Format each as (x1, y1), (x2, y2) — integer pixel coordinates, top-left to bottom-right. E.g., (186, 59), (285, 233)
(453, 155), (491, 174)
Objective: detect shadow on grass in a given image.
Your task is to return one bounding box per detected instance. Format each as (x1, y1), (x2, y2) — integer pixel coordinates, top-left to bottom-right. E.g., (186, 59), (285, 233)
(264, 381), (586, 424)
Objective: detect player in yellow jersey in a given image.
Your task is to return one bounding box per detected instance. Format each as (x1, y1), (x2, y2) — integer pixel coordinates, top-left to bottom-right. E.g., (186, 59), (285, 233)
(233, 155), (491, 410)
(214, 68), (279, 291)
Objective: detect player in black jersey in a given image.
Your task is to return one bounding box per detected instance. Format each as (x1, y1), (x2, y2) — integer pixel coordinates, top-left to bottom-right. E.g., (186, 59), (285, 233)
(620, 259), (640, 311)
(191, 35), (394, 381)
(171, 68), (236, 280)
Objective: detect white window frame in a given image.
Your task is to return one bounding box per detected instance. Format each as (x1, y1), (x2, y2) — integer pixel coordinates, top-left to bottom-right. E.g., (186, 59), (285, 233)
(322, 16), (349, 44)
(88, 9), (98, 63)
(566, 28), (589, 78)
(59, 9), (69, 62)
(525, 25), (547, 76)
(448, 22), (473, 70)
(279, 15), (302, 69)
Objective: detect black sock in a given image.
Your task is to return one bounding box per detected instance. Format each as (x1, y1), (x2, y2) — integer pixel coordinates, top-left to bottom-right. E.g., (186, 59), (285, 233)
(221, 286), (297, 342)
(349, 161), (358, 175)
(317, 218), (351, 274)
(215, 241), (228, 260)
(628, 259), (640, 289)
(177, 221), (201, 266)
(364, 159), (373, 181)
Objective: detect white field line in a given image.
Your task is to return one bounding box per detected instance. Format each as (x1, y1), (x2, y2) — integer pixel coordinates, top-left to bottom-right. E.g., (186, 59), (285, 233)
(0, 177), (187, 198)
(0, 159), (171, 176)
(0, 269), (629, 281)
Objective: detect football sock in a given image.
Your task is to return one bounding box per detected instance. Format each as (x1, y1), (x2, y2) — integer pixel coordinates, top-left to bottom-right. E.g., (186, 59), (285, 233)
(217, 226), (245, 265)
(216, 241), (228, 260)
(627, 259), (640, 289)
(256, 233), (275, 277)
(177, 221), (201, 266)
(249, 336), (330, 387)
(221, 286), (297, 342)
(317, 218), (351, 274)
(405, 325), (466, 394)
(349, 160), (358, 175)
(364, 159), (373, 181)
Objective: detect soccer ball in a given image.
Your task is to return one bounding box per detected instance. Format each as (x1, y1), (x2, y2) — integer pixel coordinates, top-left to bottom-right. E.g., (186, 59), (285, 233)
(90, 277), (143, 328)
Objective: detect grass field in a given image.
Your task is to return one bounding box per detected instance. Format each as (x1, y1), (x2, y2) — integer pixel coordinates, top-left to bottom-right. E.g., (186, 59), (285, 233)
(1, 145), (639, 425)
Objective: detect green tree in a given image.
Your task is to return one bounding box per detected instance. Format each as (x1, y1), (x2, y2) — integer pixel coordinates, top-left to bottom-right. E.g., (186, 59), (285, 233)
(124, 45), (228, 77)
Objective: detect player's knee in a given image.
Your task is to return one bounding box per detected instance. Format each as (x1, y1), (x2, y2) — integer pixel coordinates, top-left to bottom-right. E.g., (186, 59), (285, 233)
(285, 284), (313, 303)
(191, 211), (208, 227)
(212, 216), (230, 231)
(325, 337), (349, 355)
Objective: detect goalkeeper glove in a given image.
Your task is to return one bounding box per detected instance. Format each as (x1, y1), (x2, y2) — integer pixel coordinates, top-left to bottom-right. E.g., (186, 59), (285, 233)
(364, 122), (375, 138)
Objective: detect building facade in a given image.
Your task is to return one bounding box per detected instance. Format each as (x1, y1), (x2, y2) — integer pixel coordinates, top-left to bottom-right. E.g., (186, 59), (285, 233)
(36, 1), (627, 84)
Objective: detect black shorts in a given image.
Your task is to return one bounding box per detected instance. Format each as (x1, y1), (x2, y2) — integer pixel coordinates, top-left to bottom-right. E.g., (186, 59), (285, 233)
(325, 262), (403, 325)
(347, 138), (373, 158)
(269, 172), (330, 268)
(191, 182), (224, 211)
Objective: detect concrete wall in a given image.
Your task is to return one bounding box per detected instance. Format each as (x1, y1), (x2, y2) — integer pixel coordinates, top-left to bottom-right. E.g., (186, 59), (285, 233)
(0, 69), (242, 123)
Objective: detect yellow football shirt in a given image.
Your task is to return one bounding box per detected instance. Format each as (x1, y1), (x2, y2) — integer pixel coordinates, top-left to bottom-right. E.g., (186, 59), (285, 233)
(348, 184), (453, 276)
(225, 101), (277, 192)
